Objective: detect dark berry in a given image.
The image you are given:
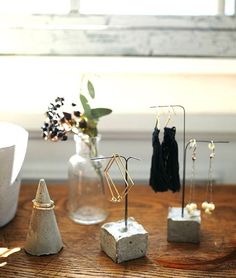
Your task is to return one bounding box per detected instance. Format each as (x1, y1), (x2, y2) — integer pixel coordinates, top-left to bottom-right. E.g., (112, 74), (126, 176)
(79, 119), (87, 129)
(63, 112), (72, 121)
(74, 111), (81, 117)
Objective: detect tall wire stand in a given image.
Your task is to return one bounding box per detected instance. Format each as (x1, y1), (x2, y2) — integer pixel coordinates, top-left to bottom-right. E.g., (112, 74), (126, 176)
(92, 155), (139, 231)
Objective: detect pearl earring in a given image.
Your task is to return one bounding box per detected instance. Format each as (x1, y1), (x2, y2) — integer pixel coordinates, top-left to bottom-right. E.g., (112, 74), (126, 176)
(186, 139), (198, 216)
(202, 140), (215, 215)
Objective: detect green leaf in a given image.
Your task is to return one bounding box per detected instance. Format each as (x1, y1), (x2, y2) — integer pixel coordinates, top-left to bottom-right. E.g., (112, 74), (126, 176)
(80, 94), (91, 117)
(87, 80), (95, 99)
(91, 108), (112, 119)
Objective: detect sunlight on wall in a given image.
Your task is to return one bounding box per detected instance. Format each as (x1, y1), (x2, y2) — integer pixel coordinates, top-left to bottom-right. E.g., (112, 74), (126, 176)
(0, 56), (236, 131)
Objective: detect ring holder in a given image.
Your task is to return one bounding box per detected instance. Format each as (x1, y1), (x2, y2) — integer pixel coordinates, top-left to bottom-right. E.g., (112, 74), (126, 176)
(24, 179), (63, 256)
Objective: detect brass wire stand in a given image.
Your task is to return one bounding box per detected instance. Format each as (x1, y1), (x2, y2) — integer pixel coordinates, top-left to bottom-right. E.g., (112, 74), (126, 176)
(92, 155), (139, 231)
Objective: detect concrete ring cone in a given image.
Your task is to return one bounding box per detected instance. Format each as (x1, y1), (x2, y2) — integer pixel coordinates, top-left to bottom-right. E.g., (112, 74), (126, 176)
(24, 179), (63, 256)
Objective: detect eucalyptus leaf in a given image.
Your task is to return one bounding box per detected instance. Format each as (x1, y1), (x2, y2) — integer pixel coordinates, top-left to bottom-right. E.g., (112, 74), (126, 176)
(87, 80), (95, 99)
(91, 108), (112, 119)
(80, 94), (91, 117)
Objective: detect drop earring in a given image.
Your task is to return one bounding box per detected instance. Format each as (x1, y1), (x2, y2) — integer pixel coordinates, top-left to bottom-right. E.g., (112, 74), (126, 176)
(202, 141), (216, 215)
(162, 126), (181, 192)
(161, 106), (181, 192)
(186, 139), (198, 215)
(149, 113), (170, 192)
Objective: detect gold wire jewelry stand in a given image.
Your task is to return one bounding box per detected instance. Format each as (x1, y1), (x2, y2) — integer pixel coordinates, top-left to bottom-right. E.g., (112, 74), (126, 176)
(92, 154), (139, 230)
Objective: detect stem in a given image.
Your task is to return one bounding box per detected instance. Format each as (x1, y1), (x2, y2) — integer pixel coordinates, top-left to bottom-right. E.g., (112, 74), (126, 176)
(124, 159), (128, 231)
(89, 136), (105, 194)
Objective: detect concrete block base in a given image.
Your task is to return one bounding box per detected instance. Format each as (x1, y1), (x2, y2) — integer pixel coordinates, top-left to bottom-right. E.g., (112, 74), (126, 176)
(167, 207), (201, 244)
(100, 217), (148, 263)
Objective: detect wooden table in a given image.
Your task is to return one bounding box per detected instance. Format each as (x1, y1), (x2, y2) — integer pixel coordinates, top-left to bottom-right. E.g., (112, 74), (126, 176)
(0, 184), (235, 277)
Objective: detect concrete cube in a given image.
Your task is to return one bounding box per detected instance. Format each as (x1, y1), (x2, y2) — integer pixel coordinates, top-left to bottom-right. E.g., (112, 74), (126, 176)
(100, 217), (148, 263)
(167, 207), (201, 244)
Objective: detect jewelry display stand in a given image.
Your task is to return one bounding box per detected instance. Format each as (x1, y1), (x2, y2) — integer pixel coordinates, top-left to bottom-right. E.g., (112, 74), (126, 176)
(24, 179), (63, 256)
(151, 105), (196, 243)
(167, 127), (201, 243)
(167, 136), (201, 244)
(168, 139), (229, 243)
(151, 105), (228, 243)
(167, 207), (201, 243)
(101, 217), (148, 264)
(96, 154), (148, 263)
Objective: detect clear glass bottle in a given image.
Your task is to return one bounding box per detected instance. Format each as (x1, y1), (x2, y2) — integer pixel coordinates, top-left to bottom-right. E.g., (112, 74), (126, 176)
(68, 134), (108, 224)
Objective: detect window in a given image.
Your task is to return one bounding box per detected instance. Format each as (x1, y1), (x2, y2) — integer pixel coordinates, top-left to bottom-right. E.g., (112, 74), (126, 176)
(0, 0), (235, 16)
(80, 0), (235, 16)
(0, 0), (236, 57)
(0, 0), (70, 14)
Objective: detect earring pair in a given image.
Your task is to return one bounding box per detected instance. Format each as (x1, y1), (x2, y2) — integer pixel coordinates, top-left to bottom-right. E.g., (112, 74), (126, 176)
(149, 125), (181, 193)
(186, 140), (216, 216)
(104, 154), (134, 203)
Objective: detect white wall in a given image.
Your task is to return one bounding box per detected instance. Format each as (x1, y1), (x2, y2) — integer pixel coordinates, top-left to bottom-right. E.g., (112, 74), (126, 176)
(0, 56), (235, 184)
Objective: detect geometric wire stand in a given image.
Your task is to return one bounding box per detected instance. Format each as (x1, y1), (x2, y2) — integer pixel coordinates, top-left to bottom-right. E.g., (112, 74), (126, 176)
(92, 154), (139, 231)
(104, 154), (134, 203)
(98, 155), (148, 264)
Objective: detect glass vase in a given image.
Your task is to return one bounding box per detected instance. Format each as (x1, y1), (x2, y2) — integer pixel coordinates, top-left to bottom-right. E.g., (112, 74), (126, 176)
(67, 134), (108, 224)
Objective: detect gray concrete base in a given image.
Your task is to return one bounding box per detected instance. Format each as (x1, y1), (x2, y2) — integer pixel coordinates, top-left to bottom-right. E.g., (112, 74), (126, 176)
(100, 217), (148, 263)
(167, 207), (201, 244)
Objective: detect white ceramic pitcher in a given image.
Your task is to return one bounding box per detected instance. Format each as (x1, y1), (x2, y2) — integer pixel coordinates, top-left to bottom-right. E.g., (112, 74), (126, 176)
(0, 122), (28, 227)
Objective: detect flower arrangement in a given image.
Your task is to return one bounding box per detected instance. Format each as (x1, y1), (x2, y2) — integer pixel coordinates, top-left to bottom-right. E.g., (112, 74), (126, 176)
(42, 80), (112, 142)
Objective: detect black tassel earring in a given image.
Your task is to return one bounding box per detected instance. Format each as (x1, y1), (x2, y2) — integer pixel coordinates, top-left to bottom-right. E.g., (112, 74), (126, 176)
(149, 116), (170, 192)
(162, 126), (181, 193)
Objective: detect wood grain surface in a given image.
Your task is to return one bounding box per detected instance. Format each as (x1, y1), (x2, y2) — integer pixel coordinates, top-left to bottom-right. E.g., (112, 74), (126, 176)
(0, 183), (235, 277)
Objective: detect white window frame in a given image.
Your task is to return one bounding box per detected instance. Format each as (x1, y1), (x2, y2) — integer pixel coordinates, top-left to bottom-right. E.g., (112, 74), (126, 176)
(0, 0), (236, 57)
